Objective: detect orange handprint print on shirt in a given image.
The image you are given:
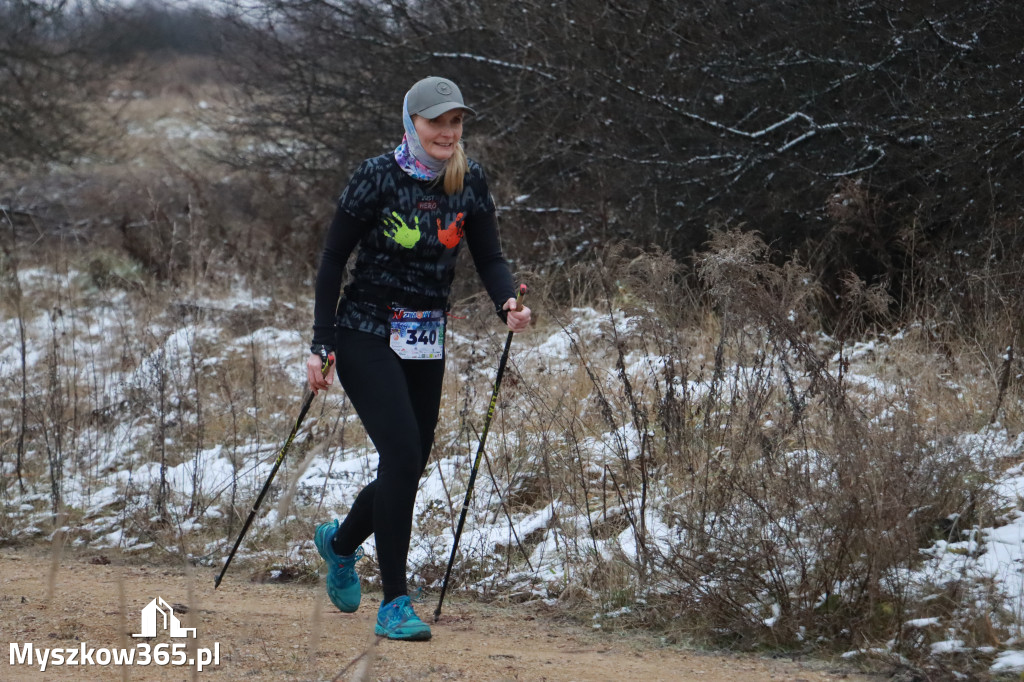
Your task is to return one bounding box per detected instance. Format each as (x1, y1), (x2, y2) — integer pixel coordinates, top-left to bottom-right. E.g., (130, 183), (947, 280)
(436, 212), (465, 249)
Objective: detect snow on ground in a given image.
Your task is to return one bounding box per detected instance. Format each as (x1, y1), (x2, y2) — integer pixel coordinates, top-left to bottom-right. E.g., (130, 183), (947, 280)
(3, 275), (1024, 674)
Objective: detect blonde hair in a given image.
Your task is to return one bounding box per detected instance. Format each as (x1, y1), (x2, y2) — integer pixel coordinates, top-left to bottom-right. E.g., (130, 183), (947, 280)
(442, 142), (467, 195)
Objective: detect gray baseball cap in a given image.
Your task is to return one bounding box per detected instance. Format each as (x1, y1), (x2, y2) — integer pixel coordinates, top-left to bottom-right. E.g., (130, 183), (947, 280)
(405, 76), (475, 119)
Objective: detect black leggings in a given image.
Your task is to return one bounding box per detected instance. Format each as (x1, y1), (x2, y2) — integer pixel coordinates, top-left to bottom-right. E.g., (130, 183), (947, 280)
(330, 327), (445, 603)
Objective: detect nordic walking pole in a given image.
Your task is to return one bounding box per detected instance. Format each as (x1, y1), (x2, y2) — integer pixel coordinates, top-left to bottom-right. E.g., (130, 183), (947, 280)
(435, 284), (527, 621)
(215, 348), (334, 588)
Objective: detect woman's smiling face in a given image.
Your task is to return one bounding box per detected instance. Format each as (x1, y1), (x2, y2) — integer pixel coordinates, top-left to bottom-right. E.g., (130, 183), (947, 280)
(413, 109), (464, 161)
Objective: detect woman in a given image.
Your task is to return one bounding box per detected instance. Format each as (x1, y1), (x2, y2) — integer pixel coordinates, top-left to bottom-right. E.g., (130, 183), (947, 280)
(306, 76), (531, 641)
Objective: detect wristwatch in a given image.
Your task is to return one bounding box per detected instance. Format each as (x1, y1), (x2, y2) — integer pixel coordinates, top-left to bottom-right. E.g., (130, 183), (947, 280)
(310, 344), (334, 363)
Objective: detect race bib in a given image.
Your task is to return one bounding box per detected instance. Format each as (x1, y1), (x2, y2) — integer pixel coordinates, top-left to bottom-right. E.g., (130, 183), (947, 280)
(389, 308), (446, 360)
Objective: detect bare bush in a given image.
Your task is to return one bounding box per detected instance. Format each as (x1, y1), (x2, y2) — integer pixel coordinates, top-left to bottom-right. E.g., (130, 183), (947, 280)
(2, 3), (1022, 677)
(479, 235), (1006, 669)
(0, 0), (109, 164)
(214, 0), (1024, 331)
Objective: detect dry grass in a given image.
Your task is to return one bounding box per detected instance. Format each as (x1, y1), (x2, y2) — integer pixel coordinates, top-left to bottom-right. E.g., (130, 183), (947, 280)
(3, 56), (1024, 681)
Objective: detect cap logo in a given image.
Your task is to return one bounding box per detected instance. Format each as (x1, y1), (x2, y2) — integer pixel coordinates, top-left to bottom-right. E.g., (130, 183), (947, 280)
(436, 82), (454, 96)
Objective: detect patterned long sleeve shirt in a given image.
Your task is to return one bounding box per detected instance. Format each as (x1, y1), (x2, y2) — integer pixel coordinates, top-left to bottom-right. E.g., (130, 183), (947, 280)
(311, 153), (515, 347)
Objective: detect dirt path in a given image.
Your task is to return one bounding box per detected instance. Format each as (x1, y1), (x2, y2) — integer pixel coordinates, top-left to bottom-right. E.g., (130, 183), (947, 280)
(1, 548), (882, 681)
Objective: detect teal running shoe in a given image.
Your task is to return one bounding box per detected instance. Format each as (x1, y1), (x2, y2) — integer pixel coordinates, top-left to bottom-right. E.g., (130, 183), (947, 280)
(314, 520), (363, 613)
(375, 595), (432, 641)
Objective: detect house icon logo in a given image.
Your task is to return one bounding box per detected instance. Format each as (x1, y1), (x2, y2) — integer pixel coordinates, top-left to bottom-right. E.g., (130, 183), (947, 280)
(132, 597), (197, 638)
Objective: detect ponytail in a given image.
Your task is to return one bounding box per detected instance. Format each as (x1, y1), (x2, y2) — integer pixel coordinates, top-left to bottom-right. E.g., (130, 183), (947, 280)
(442, 142), (467, 195)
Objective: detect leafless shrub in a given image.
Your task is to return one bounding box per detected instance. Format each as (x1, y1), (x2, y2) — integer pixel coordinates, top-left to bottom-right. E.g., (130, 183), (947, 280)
(510, 231), (1005, 667)
(0, 1), (105, 164)
(213, 0), (1024, 331)
(2, 7), (1022, 676)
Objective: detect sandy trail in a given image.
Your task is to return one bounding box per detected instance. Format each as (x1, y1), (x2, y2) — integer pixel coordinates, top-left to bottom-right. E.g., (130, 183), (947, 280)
(1, 548), (880, 681)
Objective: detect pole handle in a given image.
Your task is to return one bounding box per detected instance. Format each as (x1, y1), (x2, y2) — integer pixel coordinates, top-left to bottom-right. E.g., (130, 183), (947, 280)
(511, 283), (527, 312)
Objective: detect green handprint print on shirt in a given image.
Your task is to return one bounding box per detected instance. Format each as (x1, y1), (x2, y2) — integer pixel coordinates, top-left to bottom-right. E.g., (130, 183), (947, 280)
(382, 212), (422, 249)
